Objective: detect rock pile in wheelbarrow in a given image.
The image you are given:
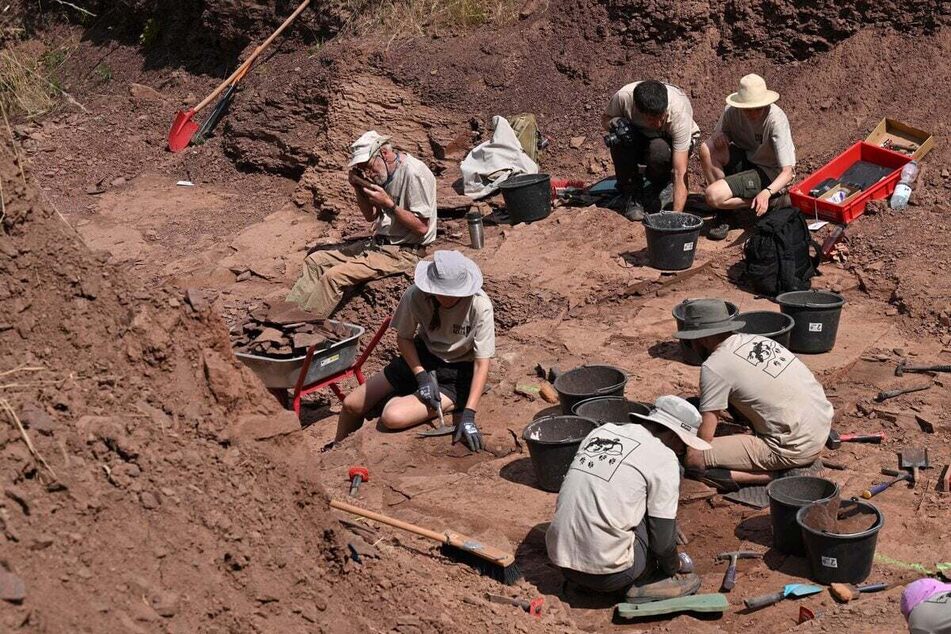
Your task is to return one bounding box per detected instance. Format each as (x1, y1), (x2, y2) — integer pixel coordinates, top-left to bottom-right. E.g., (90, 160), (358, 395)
(230, 300), (353, 358)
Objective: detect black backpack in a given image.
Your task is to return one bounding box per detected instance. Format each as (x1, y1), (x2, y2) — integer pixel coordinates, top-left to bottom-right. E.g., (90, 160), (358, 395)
(743, 207), (821, 296)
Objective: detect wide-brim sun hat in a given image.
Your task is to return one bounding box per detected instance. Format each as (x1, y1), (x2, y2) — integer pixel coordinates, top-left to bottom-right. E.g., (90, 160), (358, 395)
(348, 130), (391, 167)
(630, 395), (711, 451)
(414, 250), (483, 297)
(726, 73), (780, 109)
(674, 298), (745, 340)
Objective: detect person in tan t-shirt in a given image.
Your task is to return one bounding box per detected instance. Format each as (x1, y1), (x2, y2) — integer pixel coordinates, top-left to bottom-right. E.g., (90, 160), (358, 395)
(700, 74), (797, 240)
(335, 251), (495, 452)
(602, 80), (700, 220)
(286, 130), (437, 317)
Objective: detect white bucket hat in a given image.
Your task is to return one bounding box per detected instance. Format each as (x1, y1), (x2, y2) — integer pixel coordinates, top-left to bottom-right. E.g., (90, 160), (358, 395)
(726, 74), (780, 109)
(630, 395), (712, 451)
(348, 130), (391, 167)
(414, 250), (483, 297)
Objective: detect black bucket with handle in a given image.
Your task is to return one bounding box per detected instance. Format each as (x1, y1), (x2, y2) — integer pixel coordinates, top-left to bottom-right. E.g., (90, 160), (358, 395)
(552, 365), (628, 414)
(522, 415), (598, 492)
(499, 173), (552, 224)
(797, 498), (884, 584)
(776, 290), (845, 354)
(766, 476), (840, 556)
(737, 310), (796, 348)
(571, 396), (650, 426)
(644, 212), (703, 271)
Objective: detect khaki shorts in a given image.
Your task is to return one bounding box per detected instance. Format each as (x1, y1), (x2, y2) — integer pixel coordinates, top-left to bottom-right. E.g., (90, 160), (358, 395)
(702, 434), (817, 472)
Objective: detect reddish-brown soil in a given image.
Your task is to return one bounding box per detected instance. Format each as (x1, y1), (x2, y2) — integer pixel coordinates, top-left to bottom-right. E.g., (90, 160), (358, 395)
(2, 1), (950, 632)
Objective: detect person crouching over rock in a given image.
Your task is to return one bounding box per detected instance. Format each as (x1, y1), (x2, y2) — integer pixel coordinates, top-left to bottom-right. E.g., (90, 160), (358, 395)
(286, 130), (437, 317)
(546, 396), (705, 602)
(335, 251), (494, 452)
(675, 299), (833, 491)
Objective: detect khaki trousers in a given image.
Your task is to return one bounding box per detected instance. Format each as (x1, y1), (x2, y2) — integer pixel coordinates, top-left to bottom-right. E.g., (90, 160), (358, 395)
(286, 241), (420, 317)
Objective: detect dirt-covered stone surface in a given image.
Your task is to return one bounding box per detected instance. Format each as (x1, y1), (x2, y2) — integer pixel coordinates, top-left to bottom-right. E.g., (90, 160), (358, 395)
(2, 1), (950, 632)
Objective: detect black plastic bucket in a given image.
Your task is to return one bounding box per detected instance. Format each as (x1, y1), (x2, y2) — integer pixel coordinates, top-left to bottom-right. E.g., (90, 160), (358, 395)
(644, 212), (703, 271)
(552, 365), (628, 414)
(797, 499), (884, 584)
(522, 415), (598, 492)
(776, 290), (845, 354)
(571, 396), (650, 426)
(766, 476), (840, 556)
(498, 173), (552, 224)
(736, 311), (796, 348)
(672, 299), (740, 366)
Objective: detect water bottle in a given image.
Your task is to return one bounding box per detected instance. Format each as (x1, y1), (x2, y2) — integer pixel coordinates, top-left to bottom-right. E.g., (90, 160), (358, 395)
(890, 161), (919, 210)
(466, 211), (484, 250)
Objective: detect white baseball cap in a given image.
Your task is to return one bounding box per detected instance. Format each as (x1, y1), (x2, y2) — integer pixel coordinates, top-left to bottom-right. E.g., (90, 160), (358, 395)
(630, 395), (711, 451)
(348, 130), (391, 167)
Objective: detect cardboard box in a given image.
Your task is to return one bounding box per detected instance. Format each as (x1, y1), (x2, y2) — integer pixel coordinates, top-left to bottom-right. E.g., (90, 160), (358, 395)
(820, 184), (862, 206)
(865, 118), (934, 161)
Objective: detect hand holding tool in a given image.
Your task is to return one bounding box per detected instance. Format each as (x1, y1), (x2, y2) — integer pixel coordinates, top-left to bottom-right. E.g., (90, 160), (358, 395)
(826, 430), (886, 449)
(485, 593), (544, 617)
(415, 370), (442, 411)
(715, 551), (762, 592)
(348, 466), (369, 497)
(896, 359), (951, 376)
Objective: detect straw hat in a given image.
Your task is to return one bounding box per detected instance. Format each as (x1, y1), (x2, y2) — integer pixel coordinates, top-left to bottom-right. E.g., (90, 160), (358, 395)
(348, 130), (391, 167)
(414, 250), (484, 297)
(725, 74), (780, 109)
(674, 299), (745, 340)
(630, 395), (712, 451)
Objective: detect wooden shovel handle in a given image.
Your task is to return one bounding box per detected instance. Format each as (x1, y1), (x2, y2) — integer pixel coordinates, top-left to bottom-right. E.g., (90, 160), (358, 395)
(330, 499), (447, 544)
(193, 0), (311, 113)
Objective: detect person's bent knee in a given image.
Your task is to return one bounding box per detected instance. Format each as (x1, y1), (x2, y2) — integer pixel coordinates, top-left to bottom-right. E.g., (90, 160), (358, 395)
(341, 392), (365, 418)
(379, 402), (416, 430)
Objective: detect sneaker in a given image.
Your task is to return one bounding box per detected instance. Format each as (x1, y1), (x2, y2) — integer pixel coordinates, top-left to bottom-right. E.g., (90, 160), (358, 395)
(625, 572), (702, 604)
(622, 195), (645, 221)
(684, 467), (739, 493)
(707, 215), (730, 241)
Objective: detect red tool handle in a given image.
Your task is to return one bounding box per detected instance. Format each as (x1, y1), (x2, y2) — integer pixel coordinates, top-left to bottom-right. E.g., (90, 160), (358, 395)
(348, 466), (369, 481)
(840, 432), (886, 443)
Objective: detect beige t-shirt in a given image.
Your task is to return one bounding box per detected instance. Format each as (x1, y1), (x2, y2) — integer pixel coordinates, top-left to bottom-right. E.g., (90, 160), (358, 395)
(546, 423), (680, 575)
(391, 284), (495, 363)
(699, 334), (833, 459)
(375, 153), (437, 246)
(715, 104), (796, 181)
(604, 81), (701, 152)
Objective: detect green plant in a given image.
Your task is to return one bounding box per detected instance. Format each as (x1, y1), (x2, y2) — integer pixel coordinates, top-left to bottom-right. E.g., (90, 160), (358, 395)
(139, 17), (161, 48)
(93, 63), (112, 82)
(346, 0), (520, 39)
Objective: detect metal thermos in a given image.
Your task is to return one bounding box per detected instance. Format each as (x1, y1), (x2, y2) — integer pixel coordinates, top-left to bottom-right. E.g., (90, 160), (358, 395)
(466, 212), (484, 249)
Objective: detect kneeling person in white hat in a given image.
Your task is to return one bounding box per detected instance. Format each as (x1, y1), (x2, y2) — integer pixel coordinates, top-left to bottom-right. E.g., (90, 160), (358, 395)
(287, 130), (437, 317)
(700, 74), (796, 240)
(676, 299), (833, 491)
(335, 251), (494, 452)
(546, 396), (705, 602)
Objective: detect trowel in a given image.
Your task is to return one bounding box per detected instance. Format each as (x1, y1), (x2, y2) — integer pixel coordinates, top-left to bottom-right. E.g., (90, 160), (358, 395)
(900, 447), (930, 484)
(744, 583), (823, 610)
(417, 371), (456, 438)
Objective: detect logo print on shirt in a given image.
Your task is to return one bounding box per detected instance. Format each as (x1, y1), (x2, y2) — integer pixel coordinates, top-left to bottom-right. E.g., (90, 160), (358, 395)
(452, 324), (471, 336)
(570, 429), (641, 482)
(734, 337), (793, 378)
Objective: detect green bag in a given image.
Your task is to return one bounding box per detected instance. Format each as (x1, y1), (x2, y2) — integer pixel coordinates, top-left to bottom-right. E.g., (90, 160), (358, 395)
(506, 113), (541, 163)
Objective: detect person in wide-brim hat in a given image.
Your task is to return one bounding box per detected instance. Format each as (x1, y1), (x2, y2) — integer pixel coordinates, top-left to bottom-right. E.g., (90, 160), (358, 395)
(699, 73), (797, 241)
(673, 298), (834, 495)
(334, 250), (495, 453)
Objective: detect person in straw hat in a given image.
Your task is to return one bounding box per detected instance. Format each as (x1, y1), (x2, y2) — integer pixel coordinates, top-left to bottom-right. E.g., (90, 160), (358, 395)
(286, 130), (437, 317)
(674, 299), (833, 492)
(335, 250), (494, 452)
(546, 395), (705, 602)
(699, 74), (797, 240)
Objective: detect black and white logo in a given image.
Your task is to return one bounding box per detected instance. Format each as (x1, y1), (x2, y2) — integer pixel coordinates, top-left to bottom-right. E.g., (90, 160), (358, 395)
(570, 429), (641, 482)
(734, 337), (793, 378)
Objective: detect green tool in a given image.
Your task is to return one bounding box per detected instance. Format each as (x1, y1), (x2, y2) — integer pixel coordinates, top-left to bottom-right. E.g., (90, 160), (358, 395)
(744, 583), (823, 610)
(616, 594), (729, 619)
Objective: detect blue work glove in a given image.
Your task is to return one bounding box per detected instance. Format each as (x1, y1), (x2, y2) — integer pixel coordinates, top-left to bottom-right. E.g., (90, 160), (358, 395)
(414, 371), (441, 410)
(453, 408), (483, 452)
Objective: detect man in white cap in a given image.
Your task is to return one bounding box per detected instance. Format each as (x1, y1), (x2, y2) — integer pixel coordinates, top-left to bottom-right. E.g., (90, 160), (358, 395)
(335, 251), (494, 452)
(675, 299), (833, 491)
(602, 79), (701, 220)
(286, 130), (437, 317)
(699, 74), (796, 240)
(546, 395), (705, 602)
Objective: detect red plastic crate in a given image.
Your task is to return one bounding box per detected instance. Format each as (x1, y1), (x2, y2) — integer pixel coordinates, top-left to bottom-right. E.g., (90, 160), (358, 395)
(790, 141), (912, 224)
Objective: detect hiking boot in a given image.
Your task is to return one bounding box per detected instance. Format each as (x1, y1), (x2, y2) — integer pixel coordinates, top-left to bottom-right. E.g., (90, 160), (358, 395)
(707, 215), (730, 241)
(625, 572), (702, 604)
(622, 194), (645, 221)
(684, 467), (739, 493)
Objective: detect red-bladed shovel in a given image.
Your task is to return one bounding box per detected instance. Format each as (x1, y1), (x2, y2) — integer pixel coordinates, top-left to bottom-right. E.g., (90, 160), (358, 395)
(167, 0), (311, 152)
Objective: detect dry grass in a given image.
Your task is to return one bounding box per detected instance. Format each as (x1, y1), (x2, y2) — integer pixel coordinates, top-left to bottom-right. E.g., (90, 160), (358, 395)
(0, 40), (78, 119)
(347, 0), (521, 39)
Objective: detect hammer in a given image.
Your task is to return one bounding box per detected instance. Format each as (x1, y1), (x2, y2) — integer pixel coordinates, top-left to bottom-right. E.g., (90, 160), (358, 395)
(826, 430), (886, 450)
(716, 551), (762, 592)
(896, 359), (951, 376)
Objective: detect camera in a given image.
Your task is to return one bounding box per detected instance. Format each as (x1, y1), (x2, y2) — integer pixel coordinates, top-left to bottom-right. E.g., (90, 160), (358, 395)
(603, 118), (636, 148)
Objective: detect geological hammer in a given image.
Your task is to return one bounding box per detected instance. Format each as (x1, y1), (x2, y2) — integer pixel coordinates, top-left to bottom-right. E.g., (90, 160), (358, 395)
(716, 551), (762, 592)
(896, 359), (951, 377)
(826, 430), (886, 450)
